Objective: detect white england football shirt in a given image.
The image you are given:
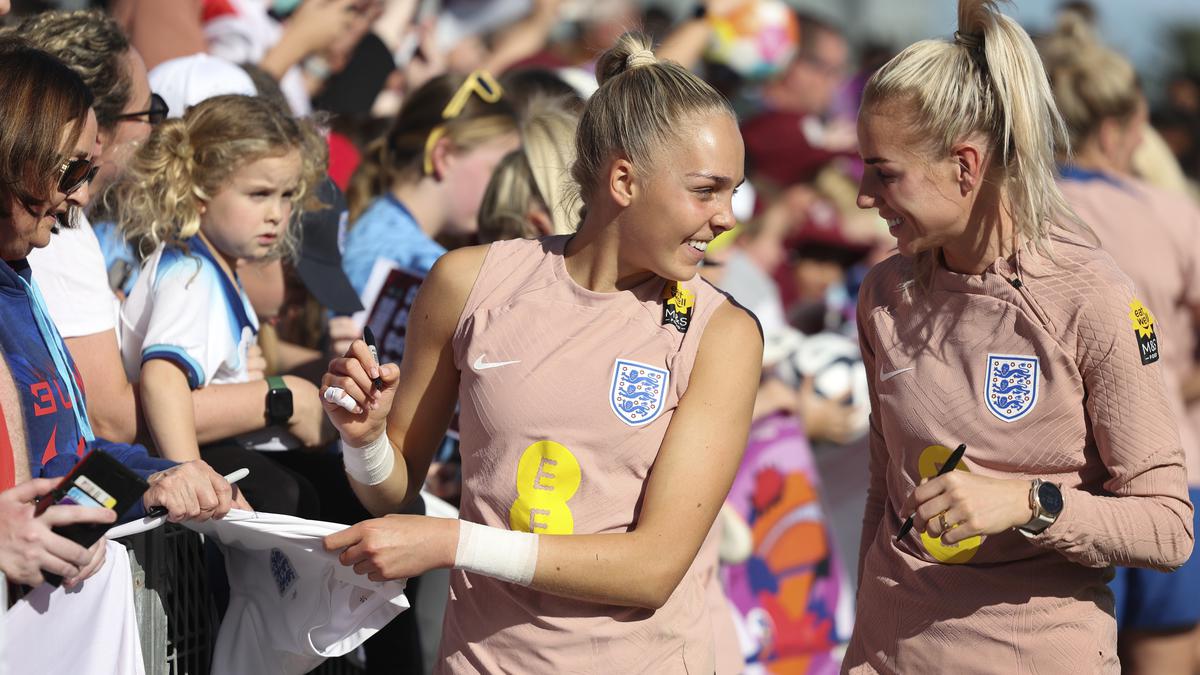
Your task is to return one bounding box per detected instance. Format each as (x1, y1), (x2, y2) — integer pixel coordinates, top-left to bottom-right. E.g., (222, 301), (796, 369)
(120, 237), (306, 450)
(186, 510), (410, 675)
(120, 237), (258, 389)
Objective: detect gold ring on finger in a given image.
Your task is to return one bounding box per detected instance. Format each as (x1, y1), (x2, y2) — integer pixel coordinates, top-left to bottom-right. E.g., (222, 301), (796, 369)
(937, 512), (949, 532)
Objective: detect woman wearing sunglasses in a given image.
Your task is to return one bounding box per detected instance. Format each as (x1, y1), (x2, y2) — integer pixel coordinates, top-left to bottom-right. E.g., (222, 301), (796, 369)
(21, 11), (170, 446)
(321, 34), (759, 673)
(0, 33), (118, 593)
(0, 0), (119, 593)
(0, 43), (244, 530)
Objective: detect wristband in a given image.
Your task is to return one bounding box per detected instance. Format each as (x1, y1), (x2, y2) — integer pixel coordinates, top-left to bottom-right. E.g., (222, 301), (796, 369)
(341, 432), (395, 485)
(454, 520), (538, 586)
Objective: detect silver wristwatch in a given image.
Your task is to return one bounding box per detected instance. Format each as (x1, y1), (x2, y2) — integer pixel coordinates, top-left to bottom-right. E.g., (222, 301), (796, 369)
(1017, 479), (1064, 536)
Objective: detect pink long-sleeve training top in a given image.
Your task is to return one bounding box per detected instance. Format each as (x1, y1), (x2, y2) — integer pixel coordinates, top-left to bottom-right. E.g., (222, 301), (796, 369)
(845, 234), (1193, 674)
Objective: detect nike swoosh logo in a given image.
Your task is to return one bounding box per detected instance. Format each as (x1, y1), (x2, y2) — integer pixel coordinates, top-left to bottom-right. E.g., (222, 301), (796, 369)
(880, 367), (914, 382)
(473, 355), (521, 371)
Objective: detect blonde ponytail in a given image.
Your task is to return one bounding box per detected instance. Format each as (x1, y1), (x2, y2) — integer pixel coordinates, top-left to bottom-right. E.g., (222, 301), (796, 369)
(864, 0), (1079, 286)
(478, 94), (580, 242)
(112, 119), (206, 257)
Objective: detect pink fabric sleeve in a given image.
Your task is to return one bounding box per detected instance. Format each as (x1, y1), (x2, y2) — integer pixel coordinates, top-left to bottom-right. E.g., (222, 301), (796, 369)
(858, 418), (888, 585)
(1029, 280), (1194, 570)
(855, 282), (889, 585)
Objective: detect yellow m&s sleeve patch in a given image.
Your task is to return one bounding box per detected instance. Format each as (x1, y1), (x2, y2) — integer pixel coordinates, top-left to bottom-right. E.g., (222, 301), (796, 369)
(1128, 298), (1159, 365)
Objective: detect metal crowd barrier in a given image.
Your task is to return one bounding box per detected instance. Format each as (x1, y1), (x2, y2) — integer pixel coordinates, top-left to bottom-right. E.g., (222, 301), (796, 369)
(117, 525), (366, 675)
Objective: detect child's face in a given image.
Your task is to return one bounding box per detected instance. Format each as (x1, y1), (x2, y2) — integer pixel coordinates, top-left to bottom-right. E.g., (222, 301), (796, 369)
(201, 150), (302, 263)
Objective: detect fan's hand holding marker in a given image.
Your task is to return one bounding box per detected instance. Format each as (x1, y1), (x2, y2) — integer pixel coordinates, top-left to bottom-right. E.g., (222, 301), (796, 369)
(145, 468), (250, 519)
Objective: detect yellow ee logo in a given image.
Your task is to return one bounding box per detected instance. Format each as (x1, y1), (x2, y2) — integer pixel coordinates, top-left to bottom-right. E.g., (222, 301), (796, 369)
(917, 444), (982, 564)
(509, 441), (581, 535)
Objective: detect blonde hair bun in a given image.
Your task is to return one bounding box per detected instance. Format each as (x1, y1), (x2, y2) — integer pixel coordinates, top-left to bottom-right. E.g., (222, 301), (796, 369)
(1040, 5), (1141, 149)
(595, 33), (658, 87)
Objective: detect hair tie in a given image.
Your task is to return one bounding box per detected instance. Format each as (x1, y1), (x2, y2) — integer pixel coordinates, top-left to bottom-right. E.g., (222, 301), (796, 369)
(173, 142), (194, 163)
(954, 31), (983, 51)
(625, 48), (656, 70)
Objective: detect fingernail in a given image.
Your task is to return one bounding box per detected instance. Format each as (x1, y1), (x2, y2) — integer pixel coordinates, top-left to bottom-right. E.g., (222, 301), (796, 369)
(354, 406), (364, 414)
(370, 367), (379, 379)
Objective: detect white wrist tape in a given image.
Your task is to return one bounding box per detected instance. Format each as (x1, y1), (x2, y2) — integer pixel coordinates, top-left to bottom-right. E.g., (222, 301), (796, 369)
(341, 433), (395, 485)
(454, 520), (538, 586)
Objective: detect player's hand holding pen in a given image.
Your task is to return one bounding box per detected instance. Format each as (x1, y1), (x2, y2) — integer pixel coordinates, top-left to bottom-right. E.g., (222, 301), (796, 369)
(320, 327), (400, 448)
(898, 444), (1038, 545)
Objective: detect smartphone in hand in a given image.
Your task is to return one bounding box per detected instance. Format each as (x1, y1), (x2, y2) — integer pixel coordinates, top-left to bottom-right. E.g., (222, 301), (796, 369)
(34, 450), (149, 586)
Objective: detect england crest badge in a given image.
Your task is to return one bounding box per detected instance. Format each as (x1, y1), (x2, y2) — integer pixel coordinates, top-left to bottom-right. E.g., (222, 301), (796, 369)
(269, 548), (299, 598)
(610, 359), (670, 427)
(984, 354), (1039, 423)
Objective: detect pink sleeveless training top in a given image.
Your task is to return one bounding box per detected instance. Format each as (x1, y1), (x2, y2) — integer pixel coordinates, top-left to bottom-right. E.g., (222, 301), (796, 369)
(437, 236), (729, 674)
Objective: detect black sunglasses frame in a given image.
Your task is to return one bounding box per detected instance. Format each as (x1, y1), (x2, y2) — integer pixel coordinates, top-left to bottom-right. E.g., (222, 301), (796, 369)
(114, 93), (170, 125)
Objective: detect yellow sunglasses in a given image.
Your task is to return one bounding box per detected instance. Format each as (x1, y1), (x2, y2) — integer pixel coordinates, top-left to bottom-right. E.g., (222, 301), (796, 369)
(423, 70), (505, 176)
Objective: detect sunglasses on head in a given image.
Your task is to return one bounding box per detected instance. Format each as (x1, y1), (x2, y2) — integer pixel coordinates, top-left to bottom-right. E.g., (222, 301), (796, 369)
(114, 93), (170, 126)
(423, 70), (504, 176)
(441, 70), (503, 120)
(58, 156), (98, 196)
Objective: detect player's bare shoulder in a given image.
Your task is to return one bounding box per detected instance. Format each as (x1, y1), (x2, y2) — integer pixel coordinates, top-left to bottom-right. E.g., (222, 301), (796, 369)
(704, 298), (764, 362)
(423, 245), (489, 305)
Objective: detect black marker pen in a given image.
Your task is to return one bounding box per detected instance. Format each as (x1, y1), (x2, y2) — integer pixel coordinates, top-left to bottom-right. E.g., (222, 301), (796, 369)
(362, 326), (386, 391)
(896, 443), (967, 541)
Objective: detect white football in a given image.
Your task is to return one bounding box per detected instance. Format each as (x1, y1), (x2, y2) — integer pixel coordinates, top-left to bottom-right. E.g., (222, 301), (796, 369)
(773, 329), (870, 441)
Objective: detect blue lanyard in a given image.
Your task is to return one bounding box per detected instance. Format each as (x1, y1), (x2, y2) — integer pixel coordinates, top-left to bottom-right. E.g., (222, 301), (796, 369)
(17, 275), (95, 443)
